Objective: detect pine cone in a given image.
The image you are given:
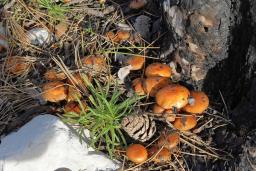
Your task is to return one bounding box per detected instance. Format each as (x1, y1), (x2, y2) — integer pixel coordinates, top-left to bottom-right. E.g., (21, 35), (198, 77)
(121, 114), (156, 142)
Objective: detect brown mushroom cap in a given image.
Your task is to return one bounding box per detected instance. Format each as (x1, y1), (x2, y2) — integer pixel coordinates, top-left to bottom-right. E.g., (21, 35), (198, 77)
(126, 55), (145, 70)
(149, 146), (171, 163)
(126, 144), (148, 164)
(116, 30), (130, 41)
(5, 56), (31, 75)
(55, 22), (68, 38)
(129, 0), (146, 9)
(67, 86), (82, 102)
(44, 69), (66, 81)
(67, 73), (92, 88)
(182, 91), (209, 114)
(155, 84), (190, 109)
(152, 104), (165, 116)
(163, 109), (176, 122)
(105, 31), (119, 42)
(132, 78), (146, 95)
(42, 81), (67, 102)
(81, 55), (107, 71)
(173, 115), (197, 131)
(145, 63), (172, 78)
(158, 132), (180, 150)
(64, 100), (87, 114)
(143, 77), (171, 97)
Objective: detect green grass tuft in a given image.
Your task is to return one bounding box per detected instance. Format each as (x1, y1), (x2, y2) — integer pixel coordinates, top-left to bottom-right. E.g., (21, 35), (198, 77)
(63, 74), (143, 157)
(37, 0), (69, 22)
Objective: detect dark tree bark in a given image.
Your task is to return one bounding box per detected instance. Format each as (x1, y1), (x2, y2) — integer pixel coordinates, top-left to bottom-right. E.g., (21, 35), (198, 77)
(160, 0), (256, 169)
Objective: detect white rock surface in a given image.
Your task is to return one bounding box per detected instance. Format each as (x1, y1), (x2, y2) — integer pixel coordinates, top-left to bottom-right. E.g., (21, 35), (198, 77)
(0, 115), (119, 171)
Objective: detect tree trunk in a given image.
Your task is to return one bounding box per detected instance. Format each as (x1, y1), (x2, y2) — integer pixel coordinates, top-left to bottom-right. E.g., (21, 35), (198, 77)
(161, 0), (256, 169)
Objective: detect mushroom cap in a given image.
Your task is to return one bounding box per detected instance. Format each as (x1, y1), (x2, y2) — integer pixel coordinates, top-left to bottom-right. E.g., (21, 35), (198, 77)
(155, 84), (190, 109)
(132, 78), (146, 95)
(182, 91), (209, 114)
(126, 144), (148, 164)
(143, 77), (171, 97)
(127, 55), (145, 70)
(116, 30), (130, 41)
(55, 22), (68, 38)
(105, 31), (119, 42)
(163, 109), (177, 122)
(67, 86), (82, 102)
(157, 132), (180, 150)
(129, 0), (146, 9)
(42, 81), (67, 102)
(5, 56), (31, 75)
(173, 115), (197, 131)
(149, 146), (171, 163)
(64, 101), (87, 114)
(152, 104), (165, 115)
(145, 63), (172, 78)
(67, 73), (92, 88)
(44, 69), (66, 81)
(81, 55), (107, 71)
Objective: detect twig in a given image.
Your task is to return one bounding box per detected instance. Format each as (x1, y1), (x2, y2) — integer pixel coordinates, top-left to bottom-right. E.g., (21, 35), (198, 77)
(4, 0), (16, 10)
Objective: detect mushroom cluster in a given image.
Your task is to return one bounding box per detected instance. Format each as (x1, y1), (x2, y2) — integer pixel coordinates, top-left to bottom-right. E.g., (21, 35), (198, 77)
(42, 55), (107, 114)
(126, 131), (180, 164)
(130, 60), (209, 131)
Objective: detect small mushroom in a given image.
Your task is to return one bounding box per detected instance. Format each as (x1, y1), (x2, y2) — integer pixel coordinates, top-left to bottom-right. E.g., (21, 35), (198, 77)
(42, 81), (67, 102)
(129, 0), (147, 9)
(182, 91), (209, 114)
(126, 55), (145, 70)
(5, 56), (32, 76)
(163, 109), (176, 122)
(145, 63), (172, 78)
(105, 31), (119, 42)
(131, 78), (146, 95)
(126, 144), (148, 164)
(67, 86), (82, 102)
(116, 30), (130, 41)
(55, 22), (68, 38)
(173, 115), (197, 131)
(157, 131), (180, 150)
(44, 69), (66, 81)
(81, 55), (107, 72)
(149, 146), (171, 163)
(64, 100), (87, 114)
(152, 104), (165, 116)
(143, 77), (171, 97)
(155, 84), (190, 109)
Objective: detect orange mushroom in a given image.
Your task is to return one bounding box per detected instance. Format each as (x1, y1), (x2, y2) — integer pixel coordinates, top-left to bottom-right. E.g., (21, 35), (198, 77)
(81, 55), (107, 71)
(116, 30), (130, 41)
(64, 100), (87, 114)
(182, 91), (209, 114)
(55, 22), (68, 38)
(126, 55), (145, 70)
(44, 69), (66, 81)
(152, 104), (165, 116)
(132, 78), (145, 95)
(143, 77), (171, 97)
(5, 56), (32, 75)
(42, 81), (67, 102)
(157, 132), (180, 150)
(155, 84), (190, 109)
(67, 86), (82, 102)
(163, 109), (176, 122)
(145, 63), (172, 78)
(173, 115), (197, 131)
(105, 31), (119, 42)
(126, 144), (148, 164)
(67, 73), (92, 88)
(148, 146), (171, 163)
